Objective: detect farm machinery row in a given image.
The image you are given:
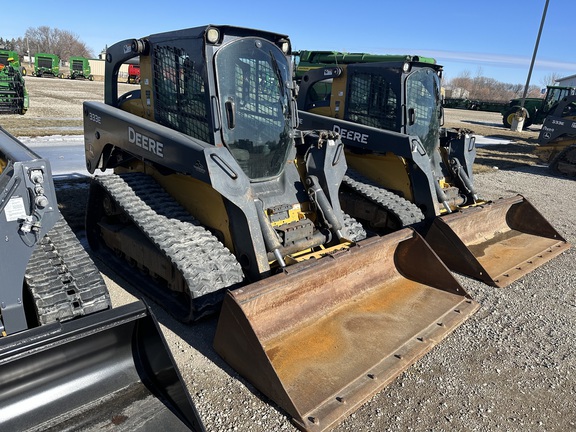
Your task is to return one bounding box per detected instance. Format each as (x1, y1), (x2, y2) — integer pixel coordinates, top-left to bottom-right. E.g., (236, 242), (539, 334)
(0, 27), (570, 432)
(1, 50), (92, 80)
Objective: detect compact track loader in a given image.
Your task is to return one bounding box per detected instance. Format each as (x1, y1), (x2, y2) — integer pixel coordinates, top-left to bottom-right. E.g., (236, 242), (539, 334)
(296, 54), (569, 287)
(83, 26), (479, 431)
(0, 126), (203, 431)
(537, 94), (576, 176)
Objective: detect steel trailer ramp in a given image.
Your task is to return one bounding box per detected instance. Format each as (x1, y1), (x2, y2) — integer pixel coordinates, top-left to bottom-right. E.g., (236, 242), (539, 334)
(214, 228), (479, 432)
(424, 195), (570, 287)
(0, 301), (204, 432)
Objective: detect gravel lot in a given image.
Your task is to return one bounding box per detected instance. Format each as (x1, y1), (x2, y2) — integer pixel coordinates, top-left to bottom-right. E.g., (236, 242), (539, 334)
(3, 77), (575, 432)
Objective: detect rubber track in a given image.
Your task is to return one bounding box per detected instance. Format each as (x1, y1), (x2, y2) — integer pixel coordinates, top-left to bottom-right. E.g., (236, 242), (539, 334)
(550, 144), (576, 176)
(342, 213), (367, 242)
(25, 217), (111, 325)
(342, 169), (425, 227)
(93, 173), (244, 314)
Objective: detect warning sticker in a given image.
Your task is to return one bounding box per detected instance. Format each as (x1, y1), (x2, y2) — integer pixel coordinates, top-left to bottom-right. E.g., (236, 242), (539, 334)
(4, 197), (27, 222)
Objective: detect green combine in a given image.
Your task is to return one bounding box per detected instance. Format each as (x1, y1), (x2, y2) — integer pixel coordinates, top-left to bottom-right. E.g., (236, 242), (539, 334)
(0, 55), (28, 115)
(67, 56), (93, 80)
(32, 53), (61, 78)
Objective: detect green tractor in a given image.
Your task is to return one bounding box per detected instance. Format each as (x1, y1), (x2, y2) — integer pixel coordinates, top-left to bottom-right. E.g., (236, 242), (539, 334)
(0, 56), (29, 115)
(67, 56), (93, 80)
(32, 53), (61, 78)
(501, 85), (576, 128)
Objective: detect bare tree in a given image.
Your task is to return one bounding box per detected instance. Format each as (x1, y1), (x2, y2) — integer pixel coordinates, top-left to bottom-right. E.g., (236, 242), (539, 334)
(24, 26), (94, 60)
(540, 72), (563, 87)
(0, 37), (18, 50)
(447, 71), (543, 102)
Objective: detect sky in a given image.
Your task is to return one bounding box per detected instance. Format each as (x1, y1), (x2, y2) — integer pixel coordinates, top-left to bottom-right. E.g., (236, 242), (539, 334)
(5, 0), (576, 87)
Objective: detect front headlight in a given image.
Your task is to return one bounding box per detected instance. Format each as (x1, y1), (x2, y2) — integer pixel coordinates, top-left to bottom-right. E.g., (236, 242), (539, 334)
(278, 39), (290, 54)
(206, 27), (220, 44)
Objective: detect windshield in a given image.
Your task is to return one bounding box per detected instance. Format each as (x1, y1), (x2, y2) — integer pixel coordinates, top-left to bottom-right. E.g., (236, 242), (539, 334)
(406, 68), (441, 155)
(216, 38), (292, 180)
(543, 87), (574, 113)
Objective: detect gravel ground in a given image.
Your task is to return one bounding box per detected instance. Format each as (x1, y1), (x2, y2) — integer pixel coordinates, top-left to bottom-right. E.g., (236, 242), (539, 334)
(3, 78), (575, 432)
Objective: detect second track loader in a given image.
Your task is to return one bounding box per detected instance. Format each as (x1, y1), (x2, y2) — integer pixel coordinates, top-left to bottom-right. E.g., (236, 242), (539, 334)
(296, 54), (569, 287)
(537, 94), (576, 176)
(83, 26), (479, 431)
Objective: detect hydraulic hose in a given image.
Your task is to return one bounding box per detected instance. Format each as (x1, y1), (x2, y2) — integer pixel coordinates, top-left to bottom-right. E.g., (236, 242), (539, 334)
(306, 175), (343, 240)
(434, 178), (452, 213)
(255, 199), (286, 268)
(450, 157), (478, 201)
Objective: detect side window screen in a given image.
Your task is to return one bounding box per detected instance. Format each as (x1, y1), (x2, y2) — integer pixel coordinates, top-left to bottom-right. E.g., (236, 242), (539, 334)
(347, 73), (398, 131)
(153, 45), (211, 143)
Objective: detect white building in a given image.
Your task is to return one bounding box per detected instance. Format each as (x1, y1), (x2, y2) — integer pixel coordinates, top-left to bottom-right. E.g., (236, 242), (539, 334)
(556, 74), (576, 87)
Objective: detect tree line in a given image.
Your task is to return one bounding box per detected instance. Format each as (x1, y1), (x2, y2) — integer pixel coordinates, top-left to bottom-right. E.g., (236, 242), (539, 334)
(444, 70), (563, 102)
(0, 26), (94, 61)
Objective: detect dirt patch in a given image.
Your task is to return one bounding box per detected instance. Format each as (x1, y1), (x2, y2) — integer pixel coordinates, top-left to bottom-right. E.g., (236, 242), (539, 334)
(0, 75), (135, 137)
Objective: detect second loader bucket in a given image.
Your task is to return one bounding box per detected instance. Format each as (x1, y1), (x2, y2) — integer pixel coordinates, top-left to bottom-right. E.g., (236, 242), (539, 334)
(214, 228), (479, 432)
(424, 195), (570, 287)
(0, 301), (204, 432)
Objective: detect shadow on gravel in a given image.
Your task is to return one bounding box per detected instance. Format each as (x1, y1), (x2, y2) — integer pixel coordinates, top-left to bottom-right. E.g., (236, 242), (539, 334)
(475, 161), (572, 181)
(85, 246), (236, 371)
(474, 144), (539, 171)
(89, 257), (269, 403)
(507, 163), (573, 180)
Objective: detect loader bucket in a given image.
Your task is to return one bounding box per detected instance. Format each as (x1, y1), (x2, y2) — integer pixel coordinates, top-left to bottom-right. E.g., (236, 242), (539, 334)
(0, 301), (204, 432)
(424, 195), (570, 287)
(214, 228), (479, 432)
